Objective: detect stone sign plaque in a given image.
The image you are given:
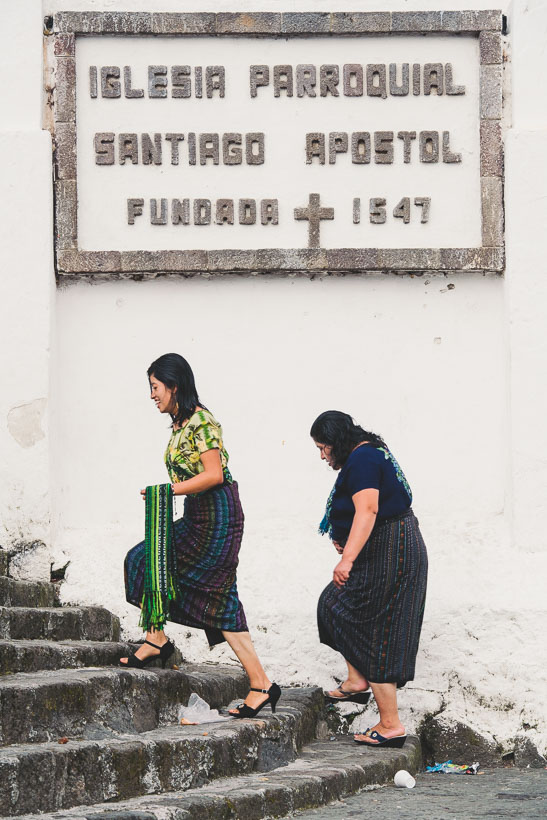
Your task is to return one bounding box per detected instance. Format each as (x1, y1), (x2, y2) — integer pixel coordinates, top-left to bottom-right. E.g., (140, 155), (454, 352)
(51, 11), (504, 276)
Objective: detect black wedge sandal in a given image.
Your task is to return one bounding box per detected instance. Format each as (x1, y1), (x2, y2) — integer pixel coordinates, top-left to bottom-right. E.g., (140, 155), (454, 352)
(119, 638), (175, 669)
(230, 683), (281, 718)
(353, 728), (407, 748)
(325, 686), (371, 705)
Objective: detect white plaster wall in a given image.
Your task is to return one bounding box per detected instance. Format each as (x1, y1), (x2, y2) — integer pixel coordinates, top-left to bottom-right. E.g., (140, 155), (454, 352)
(36, 0), (547, 757)
(0, 2), (55, 578)
(54, 270), (545, 754)
(505, 0), (547, 559)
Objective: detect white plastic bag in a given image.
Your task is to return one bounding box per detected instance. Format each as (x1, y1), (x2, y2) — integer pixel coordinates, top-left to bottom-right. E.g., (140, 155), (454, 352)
(178, 692), (229, 724)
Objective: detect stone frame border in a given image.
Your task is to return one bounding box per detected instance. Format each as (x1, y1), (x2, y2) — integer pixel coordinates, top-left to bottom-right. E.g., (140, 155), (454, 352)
(51, 10), (504, 277)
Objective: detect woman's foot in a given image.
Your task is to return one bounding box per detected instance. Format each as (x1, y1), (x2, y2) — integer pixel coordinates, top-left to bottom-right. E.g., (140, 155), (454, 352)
(228, 681), (272, 714)
(119, 632), (169, 666)
(354, 721), (405, 744)
(327, 677), (369, 700)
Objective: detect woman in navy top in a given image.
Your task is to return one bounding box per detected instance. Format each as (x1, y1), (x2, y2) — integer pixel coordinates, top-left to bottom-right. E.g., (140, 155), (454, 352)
(311, 410), (428, 748)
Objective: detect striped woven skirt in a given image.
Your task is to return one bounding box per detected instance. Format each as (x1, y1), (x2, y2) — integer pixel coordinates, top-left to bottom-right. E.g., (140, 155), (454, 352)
(317, 509), (428, 687)
(125, 481), (247, 646)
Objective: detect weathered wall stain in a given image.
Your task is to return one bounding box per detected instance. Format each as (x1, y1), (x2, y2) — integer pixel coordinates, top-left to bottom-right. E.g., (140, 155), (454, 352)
(7, 399), (47, 448)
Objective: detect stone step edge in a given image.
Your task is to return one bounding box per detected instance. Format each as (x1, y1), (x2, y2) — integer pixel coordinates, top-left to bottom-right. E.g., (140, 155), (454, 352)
(0, 576), (59, 608)
(12, 736), (421, 820)
(0, 664), (251, 746)
(0, 639), (138, 676)
(0, 606), (113, 613)
(0, 639), (132, 649)
(0, 662), (245, 691)
(0, 641), (186, 676)
(0, 606), (121, 642)
(0, 691), (323, 817)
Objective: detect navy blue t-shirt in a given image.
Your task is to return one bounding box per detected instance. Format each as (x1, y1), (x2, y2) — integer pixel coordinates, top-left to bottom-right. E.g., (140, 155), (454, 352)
(329, 445), (412, 543)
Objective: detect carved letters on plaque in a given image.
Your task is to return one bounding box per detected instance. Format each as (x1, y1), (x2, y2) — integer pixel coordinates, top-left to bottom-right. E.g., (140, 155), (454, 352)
(89, 65), (226, 98)
(127, 199), (280, 227)
(88, 54), (467, 240)
(249, 63), (466, 98)
(94, 133), (266, 166)
(305, 131), (461, 165)
(89, 52), (468, 242)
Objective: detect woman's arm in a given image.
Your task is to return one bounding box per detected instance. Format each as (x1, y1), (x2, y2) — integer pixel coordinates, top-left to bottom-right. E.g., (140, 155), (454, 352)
(172, 448), (224, 495)
(333, 488), (379, 588)
(141, 449), (224, 499)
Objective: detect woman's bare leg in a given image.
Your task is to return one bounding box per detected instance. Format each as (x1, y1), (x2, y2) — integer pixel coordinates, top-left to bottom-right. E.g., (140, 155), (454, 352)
(327, 659), (369, 698)
(222, 630), (272, 711)
(354, 682), (405, 742)
(119, 627), (168, 664)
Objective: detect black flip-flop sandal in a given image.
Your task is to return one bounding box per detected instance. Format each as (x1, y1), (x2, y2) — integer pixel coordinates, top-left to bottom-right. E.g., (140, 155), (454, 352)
(324, 686), (371, 705)
(353, 729), (407, 748)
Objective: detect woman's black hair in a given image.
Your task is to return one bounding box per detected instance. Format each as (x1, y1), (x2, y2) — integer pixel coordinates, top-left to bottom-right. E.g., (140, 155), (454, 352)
(310, 410), (387, 469)
(147, 353), (205, 427)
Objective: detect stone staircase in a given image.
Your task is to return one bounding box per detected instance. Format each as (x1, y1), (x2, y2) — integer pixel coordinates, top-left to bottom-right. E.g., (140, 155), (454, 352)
(0, 548), (421, 819)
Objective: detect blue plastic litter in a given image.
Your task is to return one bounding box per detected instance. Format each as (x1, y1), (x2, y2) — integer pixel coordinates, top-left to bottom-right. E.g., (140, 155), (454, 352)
(426, 760), (480, 774)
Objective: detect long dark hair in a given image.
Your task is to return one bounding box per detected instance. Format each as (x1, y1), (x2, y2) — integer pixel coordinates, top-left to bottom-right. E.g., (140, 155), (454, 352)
(147, 353), (204, 428)
(310, 410), (387, 469)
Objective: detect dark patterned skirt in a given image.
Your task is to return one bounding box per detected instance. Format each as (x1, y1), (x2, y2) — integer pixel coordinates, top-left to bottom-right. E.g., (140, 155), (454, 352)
(125, 481), (248, 646)
(317, 509), (428, 687)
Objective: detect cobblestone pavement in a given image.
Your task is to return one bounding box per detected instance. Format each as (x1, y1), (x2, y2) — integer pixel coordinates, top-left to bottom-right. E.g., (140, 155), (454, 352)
(292, 768), (547, 819)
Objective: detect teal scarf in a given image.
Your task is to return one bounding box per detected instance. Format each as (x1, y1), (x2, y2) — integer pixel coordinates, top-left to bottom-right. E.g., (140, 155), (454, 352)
(139, 483), (177, 631)
(319, 483), (336, 538)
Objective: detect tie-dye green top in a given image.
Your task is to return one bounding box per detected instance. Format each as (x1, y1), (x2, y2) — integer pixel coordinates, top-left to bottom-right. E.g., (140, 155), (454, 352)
(165, 409), (231, 484)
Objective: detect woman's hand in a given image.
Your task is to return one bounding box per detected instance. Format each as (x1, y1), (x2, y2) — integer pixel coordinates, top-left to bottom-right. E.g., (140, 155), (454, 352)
(333, 540), (344, 554)
(333, 557), (353, 588)
(140, 485), (177, 500)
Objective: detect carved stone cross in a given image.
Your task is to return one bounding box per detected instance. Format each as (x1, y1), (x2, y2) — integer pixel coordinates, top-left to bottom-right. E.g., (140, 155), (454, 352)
(294, 193), (335, 248)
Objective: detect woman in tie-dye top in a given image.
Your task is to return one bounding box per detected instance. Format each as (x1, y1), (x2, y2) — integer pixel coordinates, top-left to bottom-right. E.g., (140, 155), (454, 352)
(122, 353), (280, 719)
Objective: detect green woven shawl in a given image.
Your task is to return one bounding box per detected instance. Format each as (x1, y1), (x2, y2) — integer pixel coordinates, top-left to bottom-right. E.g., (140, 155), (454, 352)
(139, 483), (177, 631)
